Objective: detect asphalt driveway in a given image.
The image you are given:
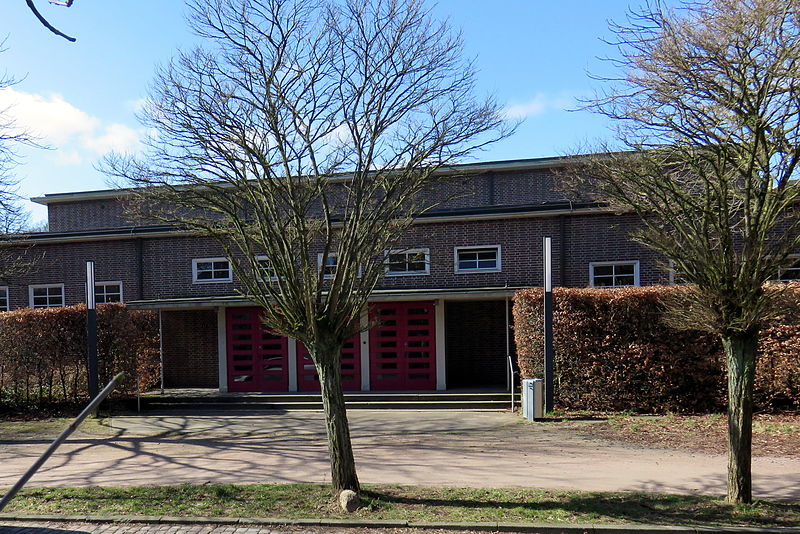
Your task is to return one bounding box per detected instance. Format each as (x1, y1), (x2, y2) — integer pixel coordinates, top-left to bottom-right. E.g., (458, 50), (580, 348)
(1, 409), (797, 501)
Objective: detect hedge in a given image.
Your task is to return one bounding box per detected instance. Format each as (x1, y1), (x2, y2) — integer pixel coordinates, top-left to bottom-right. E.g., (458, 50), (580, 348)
(0, 304), (159, 410)
(513, 286), (800, 413)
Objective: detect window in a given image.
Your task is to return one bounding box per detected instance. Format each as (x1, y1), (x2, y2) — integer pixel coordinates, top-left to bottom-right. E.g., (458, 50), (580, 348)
(777, 257), (800, 281)
(589, 261), (640, 287)
(385, 248), (430, 276)
(0, 287), (8, 312)
(29, 284), (65, 308)
(254, 255), (277, 281)
(95, 282), (123, 303)
(318, 253), (338, 279)
(192, 258), (232, 283)
(454, 246), (501, 273)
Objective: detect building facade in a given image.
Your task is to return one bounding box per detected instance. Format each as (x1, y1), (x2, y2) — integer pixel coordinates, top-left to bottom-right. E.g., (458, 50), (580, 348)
(1, 157), (668, 393)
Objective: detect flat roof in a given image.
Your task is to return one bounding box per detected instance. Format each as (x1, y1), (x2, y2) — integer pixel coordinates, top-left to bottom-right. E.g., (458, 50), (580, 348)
(127, 286), (525, 310)
(30, 155), (579, 206)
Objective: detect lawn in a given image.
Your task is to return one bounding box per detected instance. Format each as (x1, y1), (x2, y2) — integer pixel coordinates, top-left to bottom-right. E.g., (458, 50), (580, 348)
(3, 484), (799, 528)
(571, 412), (800, 457)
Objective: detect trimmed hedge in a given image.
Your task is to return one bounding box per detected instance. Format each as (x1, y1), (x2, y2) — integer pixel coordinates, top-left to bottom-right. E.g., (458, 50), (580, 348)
(0, 304), (159, 410)
(513, 286), (800, 413)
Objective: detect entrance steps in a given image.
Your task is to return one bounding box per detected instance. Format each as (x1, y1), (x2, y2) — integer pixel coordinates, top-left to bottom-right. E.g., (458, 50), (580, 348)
(136, 390), (513, 411)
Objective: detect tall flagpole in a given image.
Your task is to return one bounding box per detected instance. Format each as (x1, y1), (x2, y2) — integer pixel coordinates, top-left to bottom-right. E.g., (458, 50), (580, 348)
(86, 261), (99, 398)
(543, 237), (554, 412)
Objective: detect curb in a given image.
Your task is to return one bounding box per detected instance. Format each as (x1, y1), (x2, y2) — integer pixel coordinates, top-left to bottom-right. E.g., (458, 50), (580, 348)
(2, 514), (800, 534)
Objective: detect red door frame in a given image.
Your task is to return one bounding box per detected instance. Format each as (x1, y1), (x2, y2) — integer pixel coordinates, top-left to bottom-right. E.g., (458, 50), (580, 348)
(226, 307), (289, 392)
(369, 301), (436, 391)
(296, 335), (362, 392)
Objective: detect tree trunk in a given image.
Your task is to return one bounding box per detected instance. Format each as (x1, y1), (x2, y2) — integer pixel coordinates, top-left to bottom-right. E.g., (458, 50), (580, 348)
(721, 332), (757, 504)
(315, 346), (360, 493)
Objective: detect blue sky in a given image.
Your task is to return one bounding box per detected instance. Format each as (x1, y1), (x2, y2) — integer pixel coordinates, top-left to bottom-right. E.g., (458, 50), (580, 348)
(1, 1), (659, 224)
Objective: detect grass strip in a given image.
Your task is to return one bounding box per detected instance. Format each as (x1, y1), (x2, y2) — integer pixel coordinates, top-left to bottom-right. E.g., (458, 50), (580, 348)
(4, 484), (798, 528)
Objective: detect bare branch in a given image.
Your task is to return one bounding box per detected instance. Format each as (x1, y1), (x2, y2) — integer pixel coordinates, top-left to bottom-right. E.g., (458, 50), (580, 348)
(103, 0), (510, 495)
(571, 0), (800, 504)
(26, 0), (76, 42)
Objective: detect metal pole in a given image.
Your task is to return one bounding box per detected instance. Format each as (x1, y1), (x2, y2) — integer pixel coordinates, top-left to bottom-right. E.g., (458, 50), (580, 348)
(86, 261), (99, 399)
(158, 309), (165, 395)
(0, 372), (124, 512)
(505, 296), (514, 411)
(543, 237), (554, 413)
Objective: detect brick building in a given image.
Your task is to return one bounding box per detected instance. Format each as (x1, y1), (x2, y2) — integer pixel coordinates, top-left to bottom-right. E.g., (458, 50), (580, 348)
(0, 157), (667, 393)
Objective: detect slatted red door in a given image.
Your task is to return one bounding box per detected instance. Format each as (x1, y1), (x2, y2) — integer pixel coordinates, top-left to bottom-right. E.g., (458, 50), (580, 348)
(369, 301), (436, 390)
(226, 307), (289, 392)
(296, 335), (362, 392)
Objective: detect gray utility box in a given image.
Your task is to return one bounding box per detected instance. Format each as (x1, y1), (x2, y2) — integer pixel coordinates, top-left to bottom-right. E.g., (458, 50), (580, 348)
(522, 378), (544, 421)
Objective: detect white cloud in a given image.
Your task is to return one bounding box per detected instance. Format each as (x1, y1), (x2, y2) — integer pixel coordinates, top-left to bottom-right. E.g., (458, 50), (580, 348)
(54, 150), (85, 166)
(125, 97), (148, 114)
(83, 123), (142, 154)
(503, 93), (574, 120)
(0, 87), (99, 145)
(0, 87), (143, 165)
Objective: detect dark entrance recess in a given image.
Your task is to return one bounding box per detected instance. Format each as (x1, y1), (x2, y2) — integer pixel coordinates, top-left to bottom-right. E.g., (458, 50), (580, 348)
(444, 300), (511, 388)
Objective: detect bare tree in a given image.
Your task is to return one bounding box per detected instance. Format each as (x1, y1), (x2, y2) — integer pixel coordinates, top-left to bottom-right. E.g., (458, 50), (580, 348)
(0, 65), (34, 279)
(572, 0), (800, 503)
(105, 0), (509, 495)
(25, 0), (76, 42)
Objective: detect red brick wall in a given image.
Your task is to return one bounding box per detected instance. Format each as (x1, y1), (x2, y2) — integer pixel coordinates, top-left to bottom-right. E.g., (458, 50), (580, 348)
(48, 199), (137, 232)
(46, 168), (570, 233)
(1, 240), (144, 309)
(161, 309), (219, 387)
(2, 211), (670, 311)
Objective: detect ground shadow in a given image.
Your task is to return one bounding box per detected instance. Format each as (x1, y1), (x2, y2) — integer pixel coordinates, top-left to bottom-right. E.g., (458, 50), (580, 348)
(0, 527), (90, 534)
(361, 489), (800, 528)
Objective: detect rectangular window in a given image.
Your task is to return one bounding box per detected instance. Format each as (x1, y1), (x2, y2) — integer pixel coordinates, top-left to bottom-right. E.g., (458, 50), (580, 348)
(0, 287), (8, 312)
(192, 258), (232, 283)
(667, 260), (690, 285)
(318, 253), (338, 279)
(777, 257), (800, 281)
(95, 282), (123, 303)
(590, 261), (640, 287)
(29, 284), (65, 308)
(454, 246), (501, 273)
(254, 255), (277, 281)
(385, 248), (430, 276)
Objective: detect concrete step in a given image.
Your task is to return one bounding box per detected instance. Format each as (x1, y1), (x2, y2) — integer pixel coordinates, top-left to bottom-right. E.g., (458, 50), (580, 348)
(137, 392), (513, 411)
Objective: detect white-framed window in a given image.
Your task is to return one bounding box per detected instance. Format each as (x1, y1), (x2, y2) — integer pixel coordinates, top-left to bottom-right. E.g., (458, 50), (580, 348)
(667, 260), (691, 285)
(589, 261), (640, 287)
(192, 258), (232, 283)
(95, 282), (123, 303)
(385, 248), (430, 276)
(454, 245), (501, 273)
(777, 256), (800, 281)
(29, 284), (65, 308)
(0, 286), (8, 312)
(318, 253), (338, 279)
(254, 255), (277, 281)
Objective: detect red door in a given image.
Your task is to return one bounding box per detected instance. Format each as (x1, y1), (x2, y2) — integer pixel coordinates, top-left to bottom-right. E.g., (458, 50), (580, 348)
(369, 301), (436, 390)
(296, 335), (362, 392)
(226, 307), (289, 392)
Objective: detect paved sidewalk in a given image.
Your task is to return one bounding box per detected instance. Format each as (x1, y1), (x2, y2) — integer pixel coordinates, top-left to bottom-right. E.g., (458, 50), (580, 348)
(0, 521), (292, 534)
(1, 410), (798, 500)
(1, 518), (798, 534)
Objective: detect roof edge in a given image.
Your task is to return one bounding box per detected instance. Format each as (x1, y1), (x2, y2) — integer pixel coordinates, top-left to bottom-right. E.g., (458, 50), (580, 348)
(30, 155), (582, 206)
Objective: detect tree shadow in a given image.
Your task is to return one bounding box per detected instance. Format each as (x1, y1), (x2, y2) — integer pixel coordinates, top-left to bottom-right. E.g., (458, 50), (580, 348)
(361, 489), (800, 527)
(0, 527), (91, 534)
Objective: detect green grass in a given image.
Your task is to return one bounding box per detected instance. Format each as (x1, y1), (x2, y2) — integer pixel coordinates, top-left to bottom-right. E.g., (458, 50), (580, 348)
(0, 417), (113, 440)
(4, 484), (799, 527)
